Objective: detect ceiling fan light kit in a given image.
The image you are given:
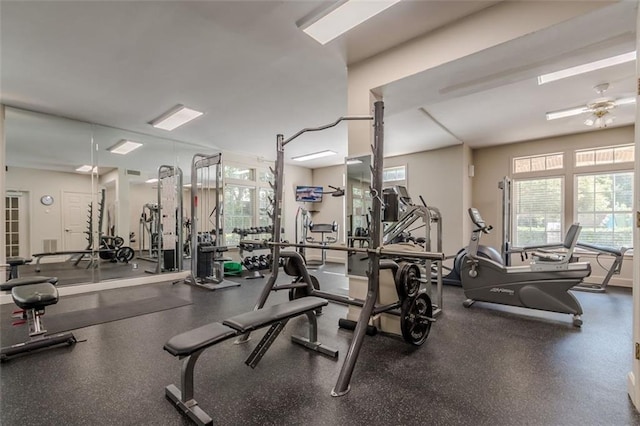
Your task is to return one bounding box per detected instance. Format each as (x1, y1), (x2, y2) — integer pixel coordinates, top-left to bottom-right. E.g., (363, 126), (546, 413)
(545, 82), (635, 128)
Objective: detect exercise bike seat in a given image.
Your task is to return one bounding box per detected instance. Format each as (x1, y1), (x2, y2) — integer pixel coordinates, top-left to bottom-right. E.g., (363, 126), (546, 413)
(11, 283), (59, 310)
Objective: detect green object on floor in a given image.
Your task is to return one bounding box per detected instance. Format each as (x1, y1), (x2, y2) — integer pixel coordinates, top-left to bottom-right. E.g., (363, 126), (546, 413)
(224, 262), (243, 276)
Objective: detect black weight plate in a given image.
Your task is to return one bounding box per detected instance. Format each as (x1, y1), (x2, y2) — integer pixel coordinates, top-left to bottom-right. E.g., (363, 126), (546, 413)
(404, 264), (421, 298)
(113, 236), (124, 248)
(394, 262), (410, 300)
(400, 292), (433, 346)
(115, 247), (135, 263)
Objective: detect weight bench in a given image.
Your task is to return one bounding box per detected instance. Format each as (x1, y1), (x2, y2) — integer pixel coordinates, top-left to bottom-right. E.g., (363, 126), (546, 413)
(6, 256), (32, 279)
(1, 276), (77, 362)
(164, 296), (338, 426)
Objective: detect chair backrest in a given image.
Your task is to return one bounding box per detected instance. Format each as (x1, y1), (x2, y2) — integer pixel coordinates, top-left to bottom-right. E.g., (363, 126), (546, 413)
(563, 223), (582, 252)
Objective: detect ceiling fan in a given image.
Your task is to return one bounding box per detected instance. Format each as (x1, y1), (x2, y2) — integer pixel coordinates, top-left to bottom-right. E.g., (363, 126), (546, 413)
(545, 83), (636, 128)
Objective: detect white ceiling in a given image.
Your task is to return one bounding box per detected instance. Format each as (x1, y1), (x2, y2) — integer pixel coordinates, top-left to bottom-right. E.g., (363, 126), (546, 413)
(1, 1), (637, 174)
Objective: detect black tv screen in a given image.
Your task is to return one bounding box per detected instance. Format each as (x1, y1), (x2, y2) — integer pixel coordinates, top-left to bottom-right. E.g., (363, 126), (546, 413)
(296, 186), (323, 203)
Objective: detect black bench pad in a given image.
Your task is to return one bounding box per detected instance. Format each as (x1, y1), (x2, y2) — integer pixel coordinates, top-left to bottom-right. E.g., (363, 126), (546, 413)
(11, 283), (58, 310)
(7, 256), (32, 266)
(223, 297), (328, 333)
(1, 276), (58, 291)
(164, 323), (237, 357)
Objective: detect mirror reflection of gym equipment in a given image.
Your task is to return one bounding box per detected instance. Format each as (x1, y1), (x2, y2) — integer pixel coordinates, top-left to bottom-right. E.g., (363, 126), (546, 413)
(184, 153), (240, 290)
(295, 185), (342, 268)
(381, 185), (443, 316)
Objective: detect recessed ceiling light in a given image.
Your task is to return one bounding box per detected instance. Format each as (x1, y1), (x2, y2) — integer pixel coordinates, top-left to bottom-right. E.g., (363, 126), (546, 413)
(300, 0), (402, 45)
(145, 178), (159, 183)
(107, 139), (143, 155)
(537, 51), (636, 85)
(292, 150), (337, 162)
(150, 104), (204, 131)
(346, 159), (363, 165)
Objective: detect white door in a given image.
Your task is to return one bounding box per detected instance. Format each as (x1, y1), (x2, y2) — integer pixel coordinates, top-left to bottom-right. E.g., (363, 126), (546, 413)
(63, 192), (93, 250)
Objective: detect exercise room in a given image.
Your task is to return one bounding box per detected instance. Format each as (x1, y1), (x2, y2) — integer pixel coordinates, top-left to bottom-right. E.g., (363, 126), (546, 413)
(1, 1), (639, 425)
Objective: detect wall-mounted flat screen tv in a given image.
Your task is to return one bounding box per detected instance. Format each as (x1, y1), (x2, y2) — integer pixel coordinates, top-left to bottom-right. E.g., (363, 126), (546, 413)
(295, 186), (323, 203)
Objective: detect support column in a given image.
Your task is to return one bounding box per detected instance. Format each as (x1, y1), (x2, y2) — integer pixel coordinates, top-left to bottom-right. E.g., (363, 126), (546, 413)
(627, 2), (640, 411)
(0, 105), (6, 283)
(116, 168), (130, 245)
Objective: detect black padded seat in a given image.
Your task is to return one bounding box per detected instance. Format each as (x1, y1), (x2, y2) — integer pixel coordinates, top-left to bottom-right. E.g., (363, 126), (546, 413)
(7, 256), (31, 266)
(1, 276), (58, 291)
(223, 297), (328, 333)
(164, 323), (237, 357)
(11, 283), (58, 310)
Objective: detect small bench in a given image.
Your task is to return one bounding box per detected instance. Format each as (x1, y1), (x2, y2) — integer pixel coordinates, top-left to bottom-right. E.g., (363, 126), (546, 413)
(164, 296), (338, 426)
(6, 256), (32, 279)
(1, 277), (76, 362)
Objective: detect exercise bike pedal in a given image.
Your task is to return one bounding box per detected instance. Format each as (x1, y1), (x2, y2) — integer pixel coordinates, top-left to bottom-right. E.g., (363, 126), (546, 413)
(462, 299), (475, 308)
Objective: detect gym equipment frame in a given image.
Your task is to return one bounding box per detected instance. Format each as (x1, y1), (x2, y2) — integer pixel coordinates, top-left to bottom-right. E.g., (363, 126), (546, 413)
(461, 207), (590, 326)
(149, 165), (184, 273)
(184, 153), (239, 290)
(244, 101), (444, 396)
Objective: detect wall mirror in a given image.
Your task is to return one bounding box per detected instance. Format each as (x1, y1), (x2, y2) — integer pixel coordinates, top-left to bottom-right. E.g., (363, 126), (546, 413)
(345, 154), (372, 277)
(4, 106), (211, 285)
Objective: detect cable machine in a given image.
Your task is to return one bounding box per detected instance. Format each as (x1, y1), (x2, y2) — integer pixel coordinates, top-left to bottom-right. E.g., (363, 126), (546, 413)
(185, 153), (240, 290)
(149, 165), (184, 273)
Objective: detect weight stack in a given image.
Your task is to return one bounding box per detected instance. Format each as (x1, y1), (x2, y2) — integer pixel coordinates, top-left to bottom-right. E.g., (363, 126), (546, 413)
(196, 244), (214, 278)
(163, 249), (176, 271)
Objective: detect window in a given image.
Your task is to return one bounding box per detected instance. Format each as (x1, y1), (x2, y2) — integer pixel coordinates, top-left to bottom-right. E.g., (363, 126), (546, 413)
(575, 172), (634, 247)
(5, 195), (20, 257)
(513, 177), (563, 246)
(224, 185), (255, 246)
(383, 165), (406, 183)
(513, 153), (563, 174)
(258, 188), (274, 227)
(223, 163), (275, 246)
(575, 144), (635, 167)
(224, 165), (254, 181)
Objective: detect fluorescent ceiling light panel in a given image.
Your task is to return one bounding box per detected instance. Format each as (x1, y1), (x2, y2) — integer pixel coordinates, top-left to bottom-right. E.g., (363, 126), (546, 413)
(75, 165), (93, 172)
(107, 139), (143, 155)
(546, 106), (589, 121)
(538, 51), (636, 85)
(346, 159), (363, 165)
(150, 104), (204, 131)
(145, 178), (159, 183)
(292, 150), (337, 162)
(301, 0), (402, 45)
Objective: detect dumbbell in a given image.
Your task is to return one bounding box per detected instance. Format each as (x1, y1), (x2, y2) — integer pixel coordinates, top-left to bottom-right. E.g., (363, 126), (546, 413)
(251, 256), (260, 269)
(258, 255), (268, 270)
(243, 257), (254, 270)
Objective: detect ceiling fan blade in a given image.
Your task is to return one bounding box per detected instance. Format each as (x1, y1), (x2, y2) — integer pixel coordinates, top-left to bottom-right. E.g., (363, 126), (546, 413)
(545, 105), (589, 120)
(613, 96), (636, 106)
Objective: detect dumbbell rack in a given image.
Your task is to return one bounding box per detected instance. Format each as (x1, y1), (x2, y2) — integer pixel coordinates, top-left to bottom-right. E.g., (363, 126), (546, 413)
(236, 227), (274, 279)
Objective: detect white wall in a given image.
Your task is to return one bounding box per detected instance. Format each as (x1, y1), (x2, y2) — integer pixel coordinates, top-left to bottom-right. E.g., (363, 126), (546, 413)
(6, 167), (92, 256)
(0, 105), (5, 279)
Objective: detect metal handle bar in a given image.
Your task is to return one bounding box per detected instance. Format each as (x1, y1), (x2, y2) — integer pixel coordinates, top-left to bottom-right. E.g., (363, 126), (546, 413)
(268, 241), (444, 261)
(283, 116), (373, 146)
